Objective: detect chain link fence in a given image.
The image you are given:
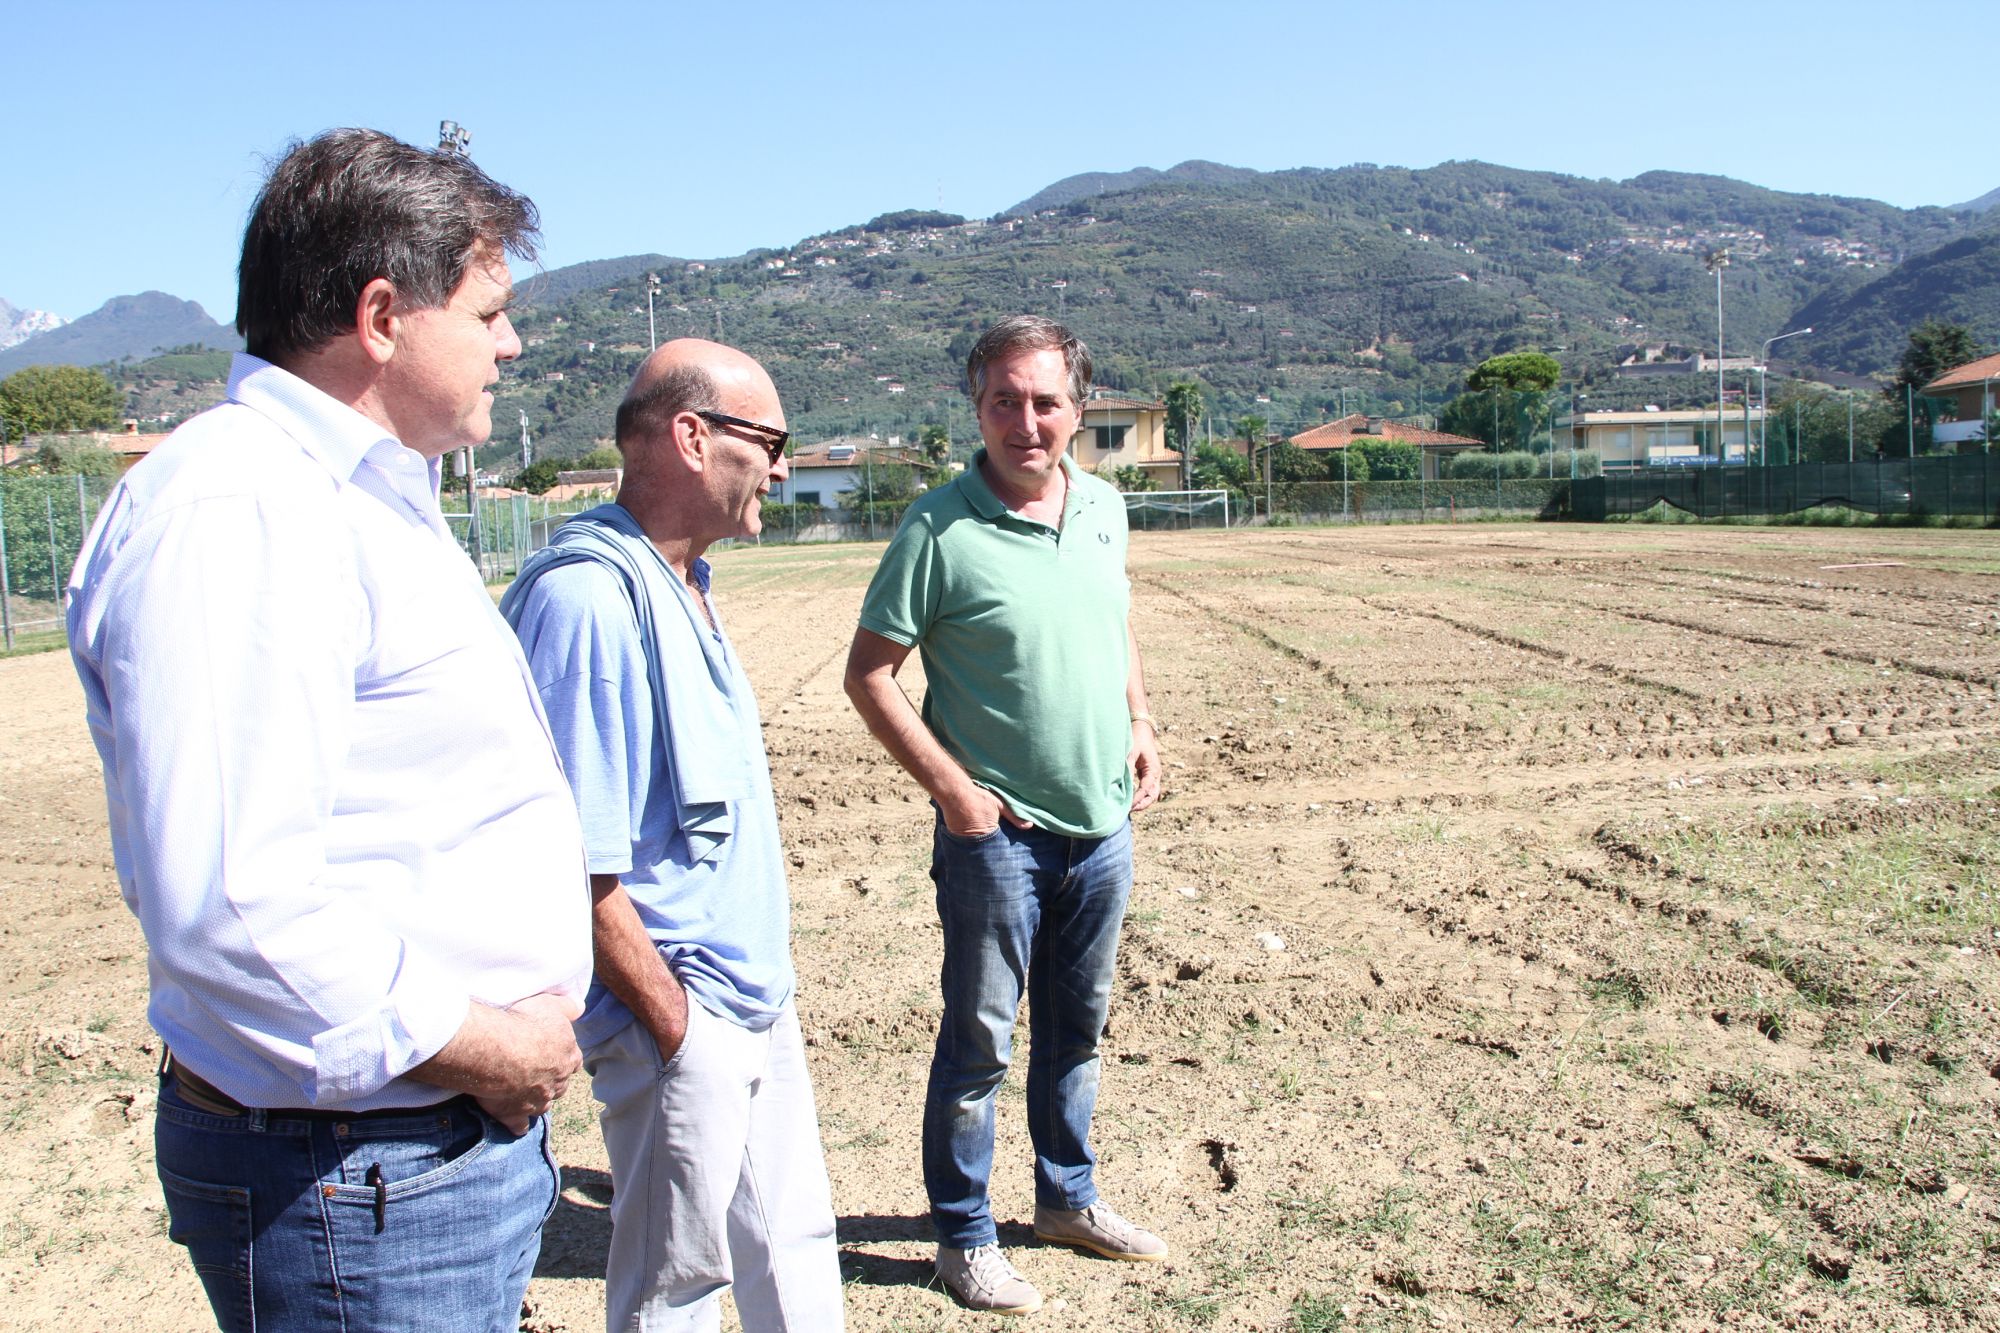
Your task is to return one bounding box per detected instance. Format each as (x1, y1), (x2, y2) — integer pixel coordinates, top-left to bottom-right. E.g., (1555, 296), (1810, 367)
(1239, 477), (1571, 525)
(1573, 456), (2000, 522)
(1, 472), (120, 650)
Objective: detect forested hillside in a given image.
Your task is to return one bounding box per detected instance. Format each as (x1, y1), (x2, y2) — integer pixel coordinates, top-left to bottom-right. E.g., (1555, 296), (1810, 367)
(491, 159), (1986, 465)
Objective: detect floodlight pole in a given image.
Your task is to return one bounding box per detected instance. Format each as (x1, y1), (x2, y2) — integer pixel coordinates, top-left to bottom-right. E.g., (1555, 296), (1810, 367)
(1758, 328), (1812, 463)
(1705, 250), (1728, 461)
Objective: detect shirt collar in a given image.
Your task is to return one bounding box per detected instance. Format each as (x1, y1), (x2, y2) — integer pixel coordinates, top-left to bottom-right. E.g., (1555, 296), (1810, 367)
(962, 448), (1087, 522)
(227, 353), (443, 517)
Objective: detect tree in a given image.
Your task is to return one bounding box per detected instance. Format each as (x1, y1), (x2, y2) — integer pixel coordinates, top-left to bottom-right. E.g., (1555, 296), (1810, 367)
(33, 438), (124, 477)
(576, 446), (625, 470)
(1887, 320), (1987, 400)
(917, 422), (951, 465)
(1465, 350), (1561, 393)
(841, 460), (921, 510)
(1237, 413), (1269, 476)
(1264, 440), (1327, 483)
(1190, 441), (1248, 494)
(0, 364), (123, 439)
(1101, 464), (1157, 492)
(1349, 438), (1421, 480)
(515, 459), (561, 494)
(1164, 381), (1205, 489)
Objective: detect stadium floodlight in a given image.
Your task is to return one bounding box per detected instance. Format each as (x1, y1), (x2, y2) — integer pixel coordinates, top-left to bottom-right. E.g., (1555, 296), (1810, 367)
(1704, 249), (1729, 461)
(1758, 328), (1811, 462)
(438, 120), (472, 158)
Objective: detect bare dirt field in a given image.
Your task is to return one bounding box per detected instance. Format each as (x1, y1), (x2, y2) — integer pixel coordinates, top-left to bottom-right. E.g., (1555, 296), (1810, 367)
(3, 521), (1997, 1331)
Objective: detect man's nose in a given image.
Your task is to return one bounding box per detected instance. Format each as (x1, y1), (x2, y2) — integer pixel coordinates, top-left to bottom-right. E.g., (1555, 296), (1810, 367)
(494, 311), (523, 362)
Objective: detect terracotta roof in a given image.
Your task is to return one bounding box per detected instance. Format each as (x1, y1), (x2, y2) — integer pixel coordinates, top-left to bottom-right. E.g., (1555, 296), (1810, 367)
(1922, 353), (2000, 394)
(1082, 393), (1165, 412)
(1288, 413), (1485, 450)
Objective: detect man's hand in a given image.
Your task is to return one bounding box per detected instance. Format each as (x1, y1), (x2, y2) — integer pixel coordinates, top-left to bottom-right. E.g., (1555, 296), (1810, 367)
(478, 993), (584, 1133)
(1129, 719), (1162, 813)
(411, 993), (583, 1135)
(939, 779), (1032, 840)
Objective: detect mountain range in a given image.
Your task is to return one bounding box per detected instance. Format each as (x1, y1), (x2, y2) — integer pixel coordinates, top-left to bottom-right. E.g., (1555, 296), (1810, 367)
(0, 292), (238, 377)
(0, 298), (65, 354)
(12, 159), (1999, 464)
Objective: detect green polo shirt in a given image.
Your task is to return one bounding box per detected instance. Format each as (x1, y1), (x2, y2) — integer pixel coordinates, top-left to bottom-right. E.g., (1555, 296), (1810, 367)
(858, 450), (1133, 837)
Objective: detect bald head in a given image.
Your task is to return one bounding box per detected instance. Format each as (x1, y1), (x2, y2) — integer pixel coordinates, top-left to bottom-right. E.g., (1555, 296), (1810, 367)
(615, 338), (778, 457)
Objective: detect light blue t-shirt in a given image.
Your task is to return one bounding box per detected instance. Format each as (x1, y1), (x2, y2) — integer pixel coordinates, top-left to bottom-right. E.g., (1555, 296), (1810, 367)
(505, 510), (793, 1046)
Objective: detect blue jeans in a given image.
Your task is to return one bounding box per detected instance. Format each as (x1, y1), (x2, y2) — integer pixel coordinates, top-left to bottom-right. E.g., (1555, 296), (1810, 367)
(154, 1075), (560, 1332)
(923, 814), (1133, 1249)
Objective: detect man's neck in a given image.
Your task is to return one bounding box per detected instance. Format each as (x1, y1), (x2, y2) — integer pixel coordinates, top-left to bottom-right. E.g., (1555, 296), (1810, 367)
(613, 483), (706, 584)
(979, 453), (1067, 520)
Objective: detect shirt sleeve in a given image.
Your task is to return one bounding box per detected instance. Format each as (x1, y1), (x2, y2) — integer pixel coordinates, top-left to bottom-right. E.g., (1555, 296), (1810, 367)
(506, 561), (655, 876)
(857, 513), (942, 647)
(84, 491), (469, 1105)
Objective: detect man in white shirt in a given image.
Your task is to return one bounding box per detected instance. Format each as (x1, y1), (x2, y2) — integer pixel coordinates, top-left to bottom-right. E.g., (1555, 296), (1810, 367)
(66, 128), (591, 1333)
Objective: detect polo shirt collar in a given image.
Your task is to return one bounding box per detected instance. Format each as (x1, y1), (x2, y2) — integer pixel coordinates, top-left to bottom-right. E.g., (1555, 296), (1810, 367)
(962, 448), (1090, 523)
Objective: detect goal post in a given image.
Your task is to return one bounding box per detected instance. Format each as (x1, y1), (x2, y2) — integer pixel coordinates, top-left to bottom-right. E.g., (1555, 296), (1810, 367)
(1121, 489), (1231, 531)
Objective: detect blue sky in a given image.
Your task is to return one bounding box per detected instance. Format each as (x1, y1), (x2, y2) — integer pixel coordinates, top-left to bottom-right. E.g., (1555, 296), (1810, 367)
(6, 0), (1989, 322)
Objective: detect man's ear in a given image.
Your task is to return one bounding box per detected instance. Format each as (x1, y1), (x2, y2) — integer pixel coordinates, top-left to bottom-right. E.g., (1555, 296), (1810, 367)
(669, 410), (707, 471)
(355, 278), (399, 367)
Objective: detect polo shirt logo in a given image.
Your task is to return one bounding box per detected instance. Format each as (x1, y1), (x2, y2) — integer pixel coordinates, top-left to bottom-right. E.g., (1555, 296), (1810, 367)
(1098, 532), (1110, 544)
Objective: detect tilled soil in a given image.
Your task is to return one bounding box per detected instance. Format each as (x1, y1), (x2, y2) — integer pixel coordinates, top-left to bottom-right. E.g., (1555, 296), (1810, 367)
(3, 522), (1997, 1331)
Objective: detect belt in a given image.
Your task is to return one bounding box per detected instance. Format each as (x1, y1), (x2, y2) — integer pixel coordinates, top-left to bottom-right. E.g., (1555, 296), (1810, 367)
(161, 1050), (467, 1122)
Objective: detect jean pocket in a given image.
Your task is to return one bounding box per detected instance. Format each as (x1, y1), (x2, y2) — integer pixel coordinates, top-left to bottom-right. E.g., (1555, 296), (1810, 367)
(158, 1166), (254, 1332)
(325, 1107), (491, 1206)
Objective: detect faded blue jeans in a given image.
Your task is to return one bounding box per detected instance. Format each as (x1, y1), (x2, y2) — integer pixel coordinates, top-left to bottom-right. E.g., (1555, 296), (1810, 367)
(922, 813), (1133, 1249)
(153, 1073), (560, 1331)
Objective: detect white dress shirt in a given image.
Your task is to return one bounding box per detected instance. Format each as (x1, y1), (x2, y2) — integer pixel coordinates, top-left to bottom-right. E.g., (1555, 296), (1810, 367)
(67, 354), (591, 1110)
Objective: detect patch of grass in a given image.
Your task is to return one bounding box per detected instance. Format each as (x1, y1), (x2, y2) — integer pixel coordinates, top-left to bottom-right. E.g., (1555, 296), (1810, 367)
(1289, 1292), (1348, 1331)
(1585, 970), (1649, 1010)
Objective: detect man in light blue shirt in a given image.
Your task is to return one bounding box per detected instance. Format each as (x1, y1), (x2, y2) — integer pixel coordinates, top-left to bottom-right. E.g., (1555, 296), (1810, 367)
(66, 130), (589, 1331)
(504, 338), (843, 1332)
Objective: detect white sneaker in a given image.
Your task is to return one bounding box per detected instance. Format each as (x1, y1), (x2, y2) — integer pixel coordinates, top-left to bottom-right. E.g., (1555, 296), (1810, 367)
(935, 1243), (1044, 1315)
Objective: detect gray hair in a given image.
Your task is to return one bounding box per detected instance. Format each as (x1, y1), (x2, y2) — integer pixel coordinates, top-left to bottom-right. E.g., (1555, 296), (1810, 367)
(964, 314), (1092, 408)
(236, 128), (539, 364)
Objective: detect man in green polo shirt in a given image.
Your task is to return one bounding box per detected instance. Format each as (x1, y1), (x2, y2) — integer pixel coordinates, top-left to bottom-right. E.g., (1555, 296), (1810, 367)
(844, 314), (1164, 1317)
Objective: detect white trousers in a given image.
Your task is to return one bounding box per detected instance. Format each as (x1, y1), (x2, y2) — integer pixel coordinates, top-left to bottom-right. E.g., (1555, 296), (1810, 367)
(585, 997), (844, 1332)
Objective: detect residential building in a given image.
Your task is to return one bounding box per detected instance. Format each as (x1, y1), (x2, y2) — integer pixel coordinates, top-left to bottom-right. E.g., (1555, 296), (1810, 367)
(1288, 414), (1487, 480)
(1069, 390), (1179, 488)
(1921, 353), (1999, 448)
(1552, 408), (1761, 470)
(778, 437), (928, 512)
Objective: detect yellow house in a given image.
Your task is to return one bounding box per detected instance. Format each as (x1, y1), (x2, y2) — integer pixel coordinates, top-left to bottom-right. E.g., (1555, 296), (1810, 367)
(1069, 391), (1181, 488)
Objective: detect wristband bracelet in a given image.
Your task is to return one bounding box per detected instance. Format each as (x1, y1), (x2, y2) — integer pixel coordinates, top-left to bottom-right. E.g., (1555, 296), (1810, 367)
(1130, 712), (1155, 726)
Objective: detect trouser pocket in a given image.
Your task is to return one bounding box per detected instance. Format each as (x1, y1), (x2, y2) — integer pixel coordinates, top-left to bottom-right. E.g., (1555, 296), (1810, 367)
(158, 1166), (254, 1333)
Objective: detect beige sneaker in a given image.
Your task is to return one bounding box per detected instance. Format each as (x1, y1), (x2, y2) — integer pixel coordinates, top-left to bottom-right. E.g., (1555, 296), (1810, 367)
(1033, 1201), (1169, 1262)
(935, 1243), (1044, 1315)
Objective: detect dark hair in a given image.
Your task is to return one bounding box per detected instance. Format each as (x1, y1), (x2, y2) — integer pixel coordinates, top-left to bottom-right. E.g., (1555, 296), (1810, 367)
(615, 362), (721, 453)
(235, 128), (540, 363)
(964, 314), (1092, 408)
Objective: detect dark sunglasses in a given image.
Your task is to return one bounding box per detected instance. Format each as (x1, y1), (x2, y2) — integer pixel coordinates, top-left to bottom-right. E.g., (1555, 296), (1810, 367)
(696, 410), (789, 463)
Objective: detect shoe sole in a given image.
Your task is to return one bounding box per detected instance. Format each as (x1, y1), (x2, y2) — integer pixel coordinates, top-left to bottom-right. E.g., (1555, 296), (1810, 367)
(937, 1282), (1043, 1316)
(1032, 1229), (1170, 1263)
(934, 1270), (1044, 1316)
